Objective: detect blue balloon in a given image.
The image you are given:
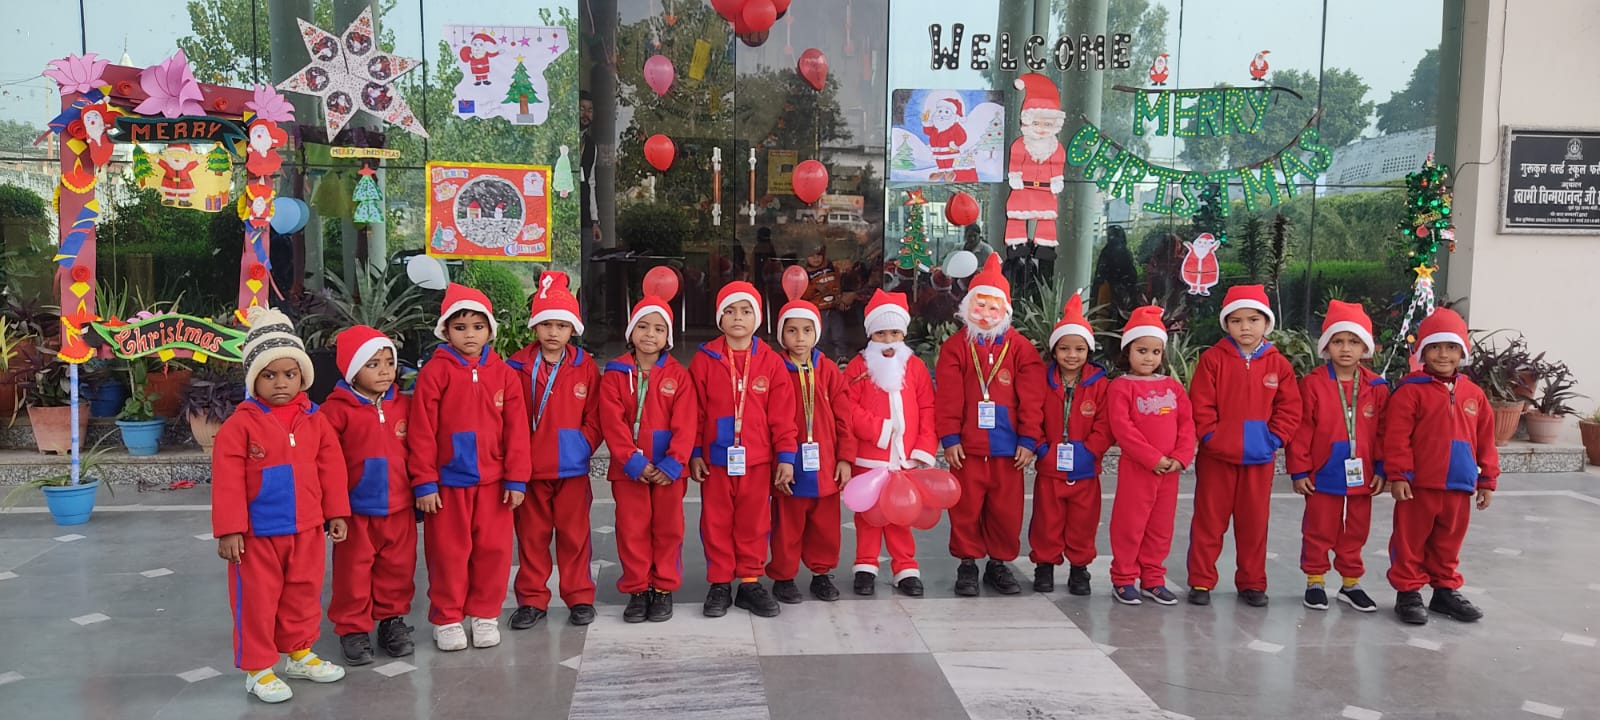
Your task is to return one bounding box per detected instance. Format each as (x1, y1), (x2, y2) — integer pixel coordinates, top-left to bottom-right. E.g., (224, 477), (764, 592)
(270, 198), (309, 234)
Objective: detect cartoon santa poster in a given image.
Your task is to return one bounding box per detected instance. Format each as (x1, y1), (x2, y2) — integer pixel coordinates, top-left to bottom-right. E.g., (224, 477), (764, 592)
(157, 144), (200, 208)
(460, 32), (499, 85)
(1003, 73), (1066, 279)
(921, 95), (978, 182)
(447, 25), (569, 125)
(889, 89), (1005, 183)
(1180, 232), (1221, 295)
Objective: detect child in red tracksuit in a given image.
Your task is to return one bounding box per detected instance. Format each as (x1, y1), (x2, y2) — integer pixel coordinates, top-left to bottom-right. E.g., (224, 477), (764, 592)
(769, 297), (856, 603)
(603, 290), (698, 622)
(1384, 308), (1498, 626)
(213, 307), (349, 704)
(410, 284), (532, 652)
(323, 326), (416, 667)
(847, 290), (939, 597)
(936, 254), (1045, 597)
(1287, 301), (1390, 614)
(1186, 284), (1302, 607)
(1027, 294), (1113, 596)
(1106, 306), (1195, 606)
(689, 281), (799, 619)
(507, 272), (602, 630)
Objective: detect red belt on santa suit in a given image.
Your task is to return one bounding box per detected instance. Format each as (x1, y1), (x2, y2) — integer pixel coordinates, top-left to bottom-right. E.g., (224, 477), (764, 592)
(1021, 180), (1051, 189)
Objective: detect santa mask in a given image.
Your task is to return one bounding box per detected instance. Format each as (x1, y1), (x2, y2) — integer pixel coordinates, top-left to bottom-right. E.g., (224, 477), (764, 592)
(967, 293), (1008, 332)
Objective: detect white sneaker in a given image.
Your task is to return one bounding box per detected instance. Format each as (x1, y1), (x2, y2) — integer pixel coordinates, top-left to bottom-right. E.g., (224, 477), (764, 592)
(468, 616), (501, 648)
(245, 670), (292, 703)
(282, 652), (345, 683)
(434, 622), (468, 651)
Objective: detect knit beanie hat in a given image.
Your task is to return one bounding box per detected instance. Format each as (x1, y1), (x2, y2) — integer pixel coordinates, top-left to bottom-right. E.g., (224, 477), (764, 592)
(243, 306), (313, 398)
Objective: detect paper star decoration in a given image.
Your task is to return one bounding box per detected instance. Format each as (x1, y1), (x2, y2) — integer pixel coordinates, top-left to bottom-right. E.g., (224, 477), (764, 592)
(277, 8), (429, 139)
(904, 188), (928, 205)
(1413, 264), (1437, 282)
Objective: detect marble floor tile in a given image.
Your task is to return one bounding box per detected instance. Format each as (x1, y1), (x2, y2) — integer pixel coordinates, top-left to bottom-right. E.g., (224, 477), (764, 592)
(569, 656), (768, 720)
(935, 650), (1168, 719)
(580, 607), (757, 661)
(750, 600), (927, 655)
(900, 596), (1097, 653)
(763, 654), (969, 720)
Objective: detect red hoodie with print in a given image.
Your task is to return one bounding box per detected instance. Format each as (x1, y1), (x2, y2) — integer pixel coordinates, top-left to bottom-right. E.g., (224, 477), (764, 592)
(213, 395), (351, 537)
(408, 345), (533, 497)
(508, 345), (603, 481)
(688, 337), (799, 468)
(1383, 371), (1500, 492)
(781, 349), (856, 497)
(1190, 338), (1303, 466)
(319, 382), (412, 516)
(1287, 364), (1390, 496)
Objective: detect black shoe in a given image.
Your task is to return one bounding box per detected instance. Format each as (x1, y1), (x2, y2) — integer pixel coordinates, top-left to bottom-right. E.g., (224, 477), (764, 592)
(896, 576), (924, 597)
(854, 571), (877, 596)
(983, 561), (1021, 595)
(734, 581), (781, 618)
(1033, 564), (1056, 593)
(569, 603), (597, 626)
(1395, 590), (1429, 625)
(340, 632), (374, 666)
(1240, 589), (1269, 607)
(703, 583), (733, 618)
(1429, 588), (1484, 623)
(376, 617), (414, 657)
(647, 591), (674, 622)
(772, 579), (803, 605)
(955, 560), (980, 596)
(810, 574), (841, 602)
(509, 605), (547, 630)
(1067, 565), (1092, 596)
(1304, 586), (1330, 610)
(623, 593), (650, 623)
(1338, 586), (1379, 613)
(1188, 588), (1212, 606)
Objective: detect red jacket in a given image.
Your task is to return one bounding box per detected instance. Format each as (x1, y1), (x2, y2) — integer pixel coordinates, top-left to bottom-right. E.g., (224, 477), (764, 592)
(689, 337), (799, 468)
(212, 395), (350, 538)
(600, 352), (698, 482)
(843, 353), (939, 470)
(508, 345), (602, 481)
(935, 327), (1046, 458)
(781, 349), (857, 496)
(1287, 364), (1390, 496)
(1032, 362), (1114, 482)
(408, 345), (532, 497)
(1383, 372), (1500, 492)
(319, 383), (412, 517)
(1106, 375), (1197, 471)
(1190, 338), (1302, 466)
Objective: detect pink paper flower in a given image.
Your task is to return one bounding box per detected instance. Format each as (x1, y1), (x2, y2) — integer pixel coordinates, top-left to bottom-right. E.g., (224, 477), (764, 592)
(134, 50), (205, 118)
(245, 84), (296, 123)
(43, 53), (110, 95)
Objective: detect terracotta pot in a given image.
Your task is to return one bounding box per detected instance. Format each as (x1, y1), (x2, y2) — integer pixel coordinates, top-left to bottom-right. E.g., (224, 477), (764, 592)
(1490, 400), (1525, 446)
(144, 368), (193, 418)
(26, 404), (91, 455)
(189, 413), (224, 454)
(1580, 421), (1600, 465)
(1524, 412), (1565, 444)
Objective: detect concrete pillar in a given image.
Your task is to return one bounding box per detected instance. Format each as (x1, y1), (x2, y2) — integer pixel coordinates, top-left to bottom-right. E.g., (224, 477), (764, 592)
(1056, 0), (1108, 292)
(269, 0), (320, 293)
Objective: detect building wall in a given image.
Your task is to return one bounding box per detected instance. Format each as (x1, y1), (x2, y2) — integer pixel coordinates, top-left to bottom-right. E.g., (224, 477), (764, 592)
(1450, 0), (1600, 413)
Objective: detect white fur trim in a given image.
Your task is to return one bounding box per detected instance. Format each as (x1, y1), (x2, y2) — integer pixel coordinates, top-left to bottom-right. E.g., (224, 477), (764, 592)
(1005, 210), (1059, 220)
(1018, 107), (1066, 121)
(893, 568), (922, 583)
(527, 309), (585, 335)
(1003, 236), (1030, 247)
(626, 305), (674, 349)
(864, 305), (911, 335)
(1120, 326), (1168, 349)
(1049, 325), (1096, 353)
(1317, 321), (1374, 358)
(434, 300), (497, 341)
(854, 458), (889, 469)
(853, 563), (880, 575)
(876, 420), (893, 450)
(909, 449), (938, 468)
(1033, 238), (1059, 247)
(779, 307), (821, 333)
(344, 336), (395, 383)
(717, 291), (760, 318)
(1219, 299), (1275, 334)
(1417, 331), (1466, 352)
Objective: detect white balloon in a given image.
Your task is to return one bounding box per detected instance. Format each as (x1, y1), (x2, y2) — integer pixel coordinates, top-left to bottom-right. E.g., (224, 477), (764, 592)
(406, 254), (449, 290)
(944, 250), (979, 279)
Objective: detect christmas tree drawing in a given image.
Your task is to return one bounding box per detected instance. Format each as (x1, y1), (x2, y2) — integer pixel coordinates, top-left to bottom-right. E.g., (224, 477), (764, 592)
(131, 145), (154, 182)
(892, 137), (917, 172)
(352, 164), (385, 224)
(205, 144), (232, 176)
(977, 112), (1004, 161)
(899, 188), (933, 271)
(503, 56), (542, 118)
(552, 145), (575, 197)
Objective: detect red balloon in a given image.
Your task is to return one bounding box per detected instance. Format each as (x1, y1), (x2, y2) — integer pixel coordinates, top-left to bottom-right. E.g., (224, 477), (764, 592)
(742, 0), (778, 33)
(791, 160), (829, 204)
(879, 472), (923, 527)
(797, 48), (828, 91)
(907, 468), (961, 509)
(945, 192), (979, 226)
(738, 29), (770, 47)
(772, 0), (791, 15)
(781, 265), (809, 302)
(643, 266), (680, 301)
(710, 0), (745, 21)
(644, 134), (676, 172)
(860, 504), (890, 528)
(911, 506), (943, 530)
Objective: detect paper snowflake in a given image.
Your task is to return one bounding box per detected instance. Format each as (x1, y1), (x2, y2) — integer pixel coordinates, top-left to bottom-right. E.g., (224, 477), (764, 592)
(276, 8), (428, 139)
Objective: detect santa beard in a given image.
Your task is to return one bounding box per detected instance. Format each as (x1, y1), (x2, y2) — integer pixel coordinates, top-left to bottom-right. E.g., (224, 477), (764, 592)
(930, 113), (957, 132)
(862, 341), (913, 392)
(1023, 132), (1061, 163)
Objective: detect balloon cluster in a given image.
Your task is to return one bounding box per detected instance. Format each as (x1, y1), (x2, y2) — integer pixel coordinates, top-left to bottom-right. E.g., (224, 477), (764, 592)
(710, 0), (791, 41)
(841, 468), (961, 530)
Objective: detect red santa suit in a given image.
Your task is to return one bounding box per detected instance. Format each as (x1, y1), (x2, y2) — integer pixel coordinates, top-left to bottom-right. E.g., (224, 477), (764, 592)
(410, 285), (532, 627)
(1384, 309), (1499, 593)
(322, 328), (415, 637)
(923, 96), (978, 183)
(159, 145), (198, 204)
(1185, 285), (1302, 594)
(459, 33), (499, 83)
(1004, 73), (1066, 248)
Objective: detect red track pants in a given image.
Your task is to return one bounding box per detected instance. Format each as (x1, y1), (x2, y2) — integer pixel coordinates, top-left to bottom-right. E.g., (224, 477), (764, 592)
(700, 464), (773, 583)
(854, 514), (919, 581)
(1186, 456), (1275, 591)
(948, 456), (1024, 561)
(423, 484), (513, 625)
(767, 493), (841, 581)
(1387, 487), (1471, 592)
(1300, 492), (1372, 579)
(1028, 475), (1102, 567)
(513, 476), (596, 609)
(228, 528), (325, 671)
(614, 479), (688, 593)
(1109, 467), (1179, 588)
(329, 512), (417, 635)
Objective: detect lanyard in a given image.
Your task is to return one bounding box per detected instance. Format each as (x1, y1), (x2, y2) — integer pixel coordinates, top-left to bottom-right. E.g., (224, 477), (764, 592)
(1336, 374), (1358, 458)
(531, 348), (566, 431)
(797, 362), (816, 443)
(630, 366), (650, 441)
(968, 338), (1010, 402)
(726, 348), (753, 444)
(1059, 378), (1077, 443)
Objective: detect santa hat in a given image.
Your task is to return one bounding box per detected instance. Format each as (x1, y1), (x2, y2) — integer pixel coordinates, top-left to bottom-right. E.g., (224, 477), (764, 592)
(1416, 307), (1468, 354)
(863, 290), (911, 335)
(965, 253), (1012, 315)
(242, 306), (313, 399)
(1014, 73), (1063, 117)
(1049, 292), (1096, 351)
(938, 96), (964, 116)
(528, 271), (584, 335)
(1318, 300), (1374, 358)
(716, 281), (762, 320)
(1220, 284), (1276, 334)
(434, 283), (498, 341)
(778, 299), (821, 337)
(472, 32), (496, 44)
(1120, 305), (1168, 349)
(626, 294), (675, 349)
(336, 325), (395, 384)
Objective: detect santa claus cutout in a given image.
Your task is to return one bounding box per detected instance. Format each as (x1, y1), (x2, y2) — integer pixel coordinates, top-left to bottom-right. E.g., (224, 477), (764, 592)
(1004, 73), (1066, 284)
(922, 95), (978, 183)
(244, 117), (287, 178)
(157, 144), (199, 208)
(460, 33), (500, 86)
(1180, 232), (1221, 295)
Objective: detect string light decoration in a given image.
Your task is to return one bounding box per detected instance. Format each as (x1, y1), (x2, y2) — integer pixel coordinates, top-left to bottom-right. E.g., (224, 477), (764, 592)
(1385, 154), (1456, 375)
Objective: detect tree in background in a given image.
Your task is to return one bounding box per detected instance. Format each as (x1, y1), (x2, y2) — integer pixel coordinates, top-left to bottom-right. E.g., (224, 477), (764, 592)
(0, 120), (44, 154)
(1376, 48), (1440, 135)
(177, 0), (399, 84)
(1050, 0), (1171, 158)
(1180, 68), (1373, 171)
(1236, 215), (1266, 282)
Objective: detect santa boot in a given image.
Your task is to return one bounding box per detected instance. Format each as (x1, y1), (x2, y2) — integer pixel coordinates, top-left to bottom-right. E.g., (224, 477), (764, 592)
(1003, 243), (1032, 292)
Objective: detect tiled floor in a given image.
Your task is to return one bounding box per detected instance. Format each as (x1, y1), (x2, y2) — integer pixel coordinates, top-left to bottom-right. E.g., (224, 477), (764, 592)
(2, 472), (1598, 719)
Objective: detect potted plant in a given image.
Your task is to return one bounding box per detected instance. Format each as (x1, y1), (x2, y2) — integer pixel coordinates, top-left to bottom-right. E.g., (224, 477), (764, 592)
(142, 359), (193, 419)
(1463, 330), (1539, 446)
(19, 357), (89, 454)
(115, 363), (165, 456)
(0, 316), (24, 420)
(180, 365), (244, 453)
(82, 358), (130, 418)
(1579, 408), (1600, 466)
(2, 444), (113, 526)
(1524, 360), (1583, 444)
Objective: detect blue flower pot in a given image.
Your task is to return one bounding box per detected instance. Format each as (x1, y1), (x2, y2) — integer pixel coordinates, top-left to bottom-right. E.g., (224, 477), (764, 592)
(89, 383), (129, 418)
(116, 419), (167, 457)
(42, 480), (101, 526)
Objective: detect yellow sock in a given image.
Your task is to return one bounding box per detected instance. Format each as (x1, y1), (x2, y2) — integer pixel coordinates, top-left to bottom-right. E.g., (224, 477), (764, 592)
(247, 670), (278, 685)
(288, 649), (314, 663)
(1343, 576), (1361, 589)
(1306, 574), (1325, 587)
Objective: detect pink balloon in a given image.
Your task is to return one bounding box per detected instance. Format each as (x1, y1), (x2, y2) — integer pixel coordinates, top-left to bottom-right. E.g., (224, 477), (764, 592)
(911, 505), (943, 530)
(781, 265), (808, 302)
(879, 472), (923, 527)
(841, 467), (888, 512)
(907, 468), (961, 509)
(644, 54), (675, 97)
(742, 0), (778, 33)
(791, 160), (829, 204)
(797, 48), (828, 91)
